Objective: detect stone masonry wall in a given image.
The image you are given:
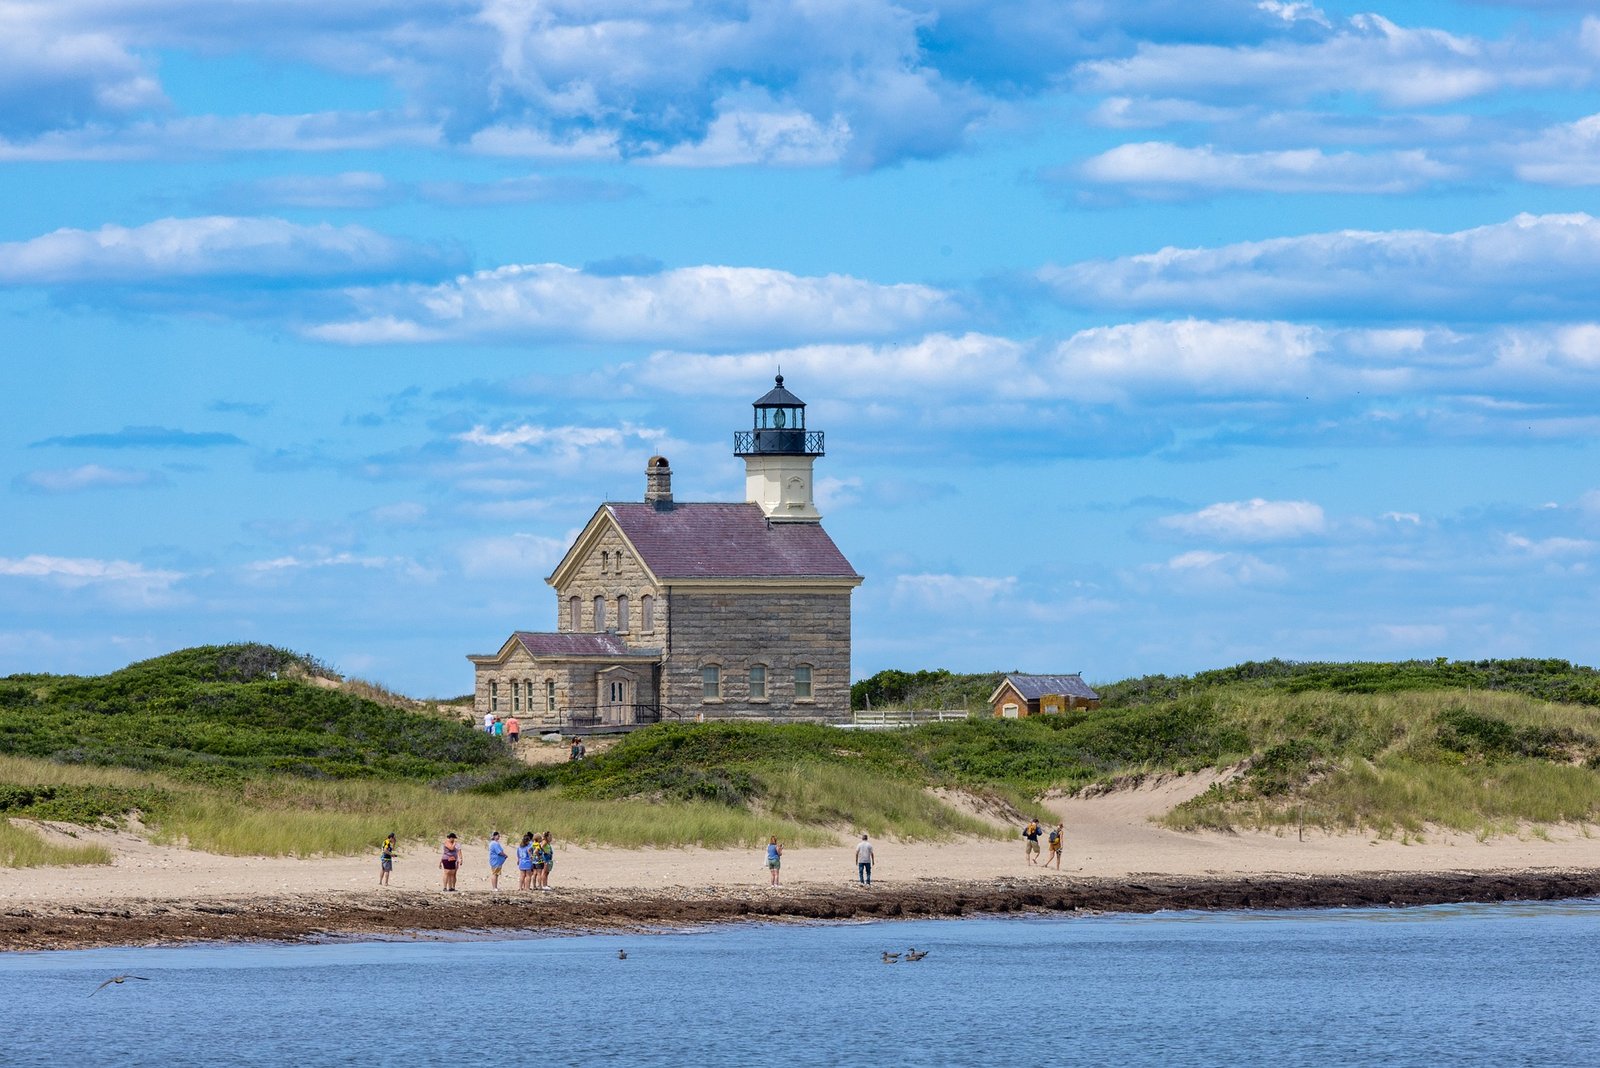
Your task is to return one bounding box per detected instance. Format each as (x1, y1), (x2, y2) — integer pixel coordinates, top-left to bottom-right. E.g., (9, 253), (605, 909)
(661, 588), (852, 722)
(553, 523), (661, 649)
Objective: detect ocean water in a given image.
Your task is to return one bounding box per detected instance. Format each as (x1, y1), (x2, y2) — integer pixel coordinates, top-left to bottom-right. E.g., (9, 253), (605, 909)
(5, 900), (1600, 1067)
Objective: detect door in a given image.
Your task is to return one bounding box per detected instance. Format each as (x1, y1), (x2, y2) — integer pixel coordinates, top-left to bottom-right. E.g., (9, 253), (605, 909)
(600, 673), (634, 724)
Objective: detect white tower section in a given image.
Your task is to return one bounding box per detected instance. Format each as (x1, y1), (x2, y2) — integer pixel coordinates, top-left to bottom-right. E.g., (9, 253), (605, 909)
(734, 375), (825, 524)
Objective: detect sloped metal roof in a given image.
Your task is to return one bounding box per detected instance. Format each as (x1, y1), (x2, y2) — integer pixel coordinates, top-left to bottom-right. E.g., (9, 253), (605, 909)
(513, 632), (658, 658)
(999, 673), (1100, 701)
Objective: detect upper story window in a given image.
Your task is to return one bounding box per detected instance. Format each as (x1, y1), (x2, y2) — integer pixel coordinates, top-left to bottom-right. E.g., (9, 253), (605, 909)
(617, 594), (630, 633)
(512, 683), (521, 711)
(601, 551), (610, 572)
(593, 595), (606, 631)
(641, 594), (655, 632)
(794, 665), (813, 700)
(567, 596), (580, 631)
(615, 551), (626, 573)
(749, 664), (767, 700)
(701, 665), (721, 701)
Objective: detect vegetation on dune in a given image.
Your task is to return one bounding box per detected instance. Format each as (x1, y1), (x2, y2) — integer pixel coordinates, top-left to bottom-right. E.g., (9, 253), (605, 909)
(8, 648), (1600, 864)
(0, 643), (513, 783)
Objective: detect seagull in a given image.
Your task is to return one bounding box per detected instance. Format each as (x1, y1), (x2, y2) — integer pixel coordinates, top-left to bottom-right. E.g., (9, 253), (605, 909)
(91, 975), (149, 996)
(881, 952), (901, 963)
(617, 950), (628, 960)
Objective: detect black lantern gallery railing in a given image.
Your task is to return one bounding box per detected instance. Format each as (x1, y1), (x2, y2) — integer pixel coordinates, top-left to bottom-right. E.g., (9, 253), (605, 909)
(733, 429), (825, 456)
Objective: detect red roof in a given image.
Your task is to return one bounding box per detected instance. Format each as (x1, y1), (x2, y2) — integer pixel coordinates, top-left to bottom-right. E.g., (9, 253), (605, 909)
(608, 502), (859, 580)
(514, 632), (656, 658)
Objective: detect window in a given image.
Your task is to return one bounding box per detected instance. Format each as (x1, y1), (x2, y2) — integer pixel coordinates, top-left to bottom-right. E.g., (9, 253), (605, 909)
(794, 665), (813, 700)
(701, 665), (722, 701)
(749, 664), (767, 700)
(546, 679), (556, 712)
(609, 680), (626, 703)
(615, 551), (626, 573)
(617, 594), (630, 633)
(512, 682), (520, 712)
(489, 680), (499, 712)
(525, 680), (535, 708)
(593, 595), (606, 631)
(568, 596), (580, 631)
(601, 551), (609, 572)
(641, 594), (655, 632)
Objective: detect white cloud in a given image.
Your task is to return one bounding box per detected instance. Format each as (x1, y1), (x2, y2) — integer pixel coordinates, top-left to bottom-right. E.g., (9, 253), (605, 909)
(1503, 533), (1597, 558)
(0, 216), (453, 285)
(457, 534), (568, 579)
(1079, 142), (1457, 196)
(1150, 549), (1287, 588)
(1162, 499), (1326, 542)
(244, 552), (434, 580)
(0, 12), (165, 137)
(1042, 213), (1600, 321)
(1512, 113), (1600, 186)
(310, 263), (955, 347)
(1077, 14), (1588, 108)
(1381, 511), (1422, 525)
(1048, 319), (1319, 400)
(15, 464), (160, 493)
(0, 553), (184, 604)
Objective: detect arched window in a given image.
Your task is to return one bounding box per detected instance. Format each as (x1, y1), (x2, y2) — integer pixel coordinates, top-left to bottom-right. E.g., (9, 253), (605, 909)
(489, 679), (499, 712)
(593, 595), (606, 631)
(545, 678), (556, 712)
(701, 665), (721, 701)
(641, 594), (655, 632)
(749, 664), (767, 700)
(601, 551), (609, 572)
(615, 551), (626, 573)
(512, 681), (520, 711)
(567, 596), (580, 631)
(794, 664), (813, 700)
(617, 594), (630, 632)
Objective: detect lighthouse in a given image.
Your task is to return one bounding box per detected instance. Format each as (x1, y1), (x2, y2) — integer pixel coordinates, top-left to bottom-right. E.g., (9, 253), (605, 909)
(733, 375), (825, 523)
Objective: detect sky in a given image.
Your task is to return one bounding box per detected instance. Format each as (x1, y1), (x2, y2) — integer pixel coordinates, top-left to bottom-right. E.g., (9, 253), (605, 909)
(4, 0), (1600, 697)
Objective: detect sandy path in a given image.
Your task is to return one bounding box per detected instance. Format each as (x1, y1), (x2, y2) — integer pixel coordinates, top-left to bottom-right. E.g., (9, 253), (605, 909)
(3, 773), (1598, 908)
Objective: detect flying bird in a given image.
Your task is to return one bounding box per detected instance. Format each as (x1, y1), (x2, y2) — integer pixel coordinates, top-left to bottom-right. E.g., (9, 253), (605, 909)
(91, 975), (149, 996)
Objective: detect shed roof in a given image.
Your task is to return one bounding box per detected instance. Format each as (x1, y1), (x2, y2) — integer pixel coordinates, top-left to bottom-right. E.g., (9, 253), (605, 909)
(606, 502), (859, 581)
(991, 673), (1100, 703)
(513, 632), (658, 659)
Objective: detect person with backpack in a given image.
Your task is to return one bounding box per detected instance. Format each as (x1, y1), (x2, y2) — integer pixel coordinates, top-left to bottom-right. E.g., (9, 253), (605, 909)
(378, 832), (397, 886)
(1048, 822), (1064, 870)
(1023, 817), (1043, 865)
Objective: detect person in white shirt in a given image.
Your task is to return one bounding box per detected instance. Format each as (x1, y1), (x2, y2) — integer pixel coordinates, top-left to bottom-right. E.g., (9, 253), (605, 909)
(855, 834), (875, 886)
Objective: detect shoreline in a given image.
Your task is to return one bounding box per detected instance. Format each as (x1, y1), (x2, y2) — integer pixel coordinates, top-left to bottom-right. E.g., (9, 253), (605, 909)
(7, 869), (1600, 952)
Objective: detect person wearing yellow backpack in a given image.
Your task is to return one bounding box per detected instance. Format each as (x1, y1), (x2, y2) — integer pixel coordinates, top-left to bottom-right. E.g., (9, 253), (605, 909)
(1047, 822), (1064, 870)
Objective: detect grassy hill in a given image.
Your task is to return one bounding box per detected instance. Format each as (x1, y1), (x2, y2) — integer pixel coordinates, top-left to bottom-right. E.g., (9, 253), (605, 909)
(6, 649), (1600, 865)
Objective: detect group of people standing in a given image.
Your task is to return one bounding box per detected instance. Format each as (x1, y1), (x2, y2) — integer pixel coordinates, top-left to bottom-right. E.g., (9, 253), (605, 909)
(377, 830), (557, 892)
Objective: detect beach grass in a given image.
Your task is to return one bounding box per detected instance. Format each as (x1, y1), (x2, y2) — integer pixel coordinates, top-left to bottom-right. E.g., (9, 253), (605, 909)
(0, 821), (113, 867)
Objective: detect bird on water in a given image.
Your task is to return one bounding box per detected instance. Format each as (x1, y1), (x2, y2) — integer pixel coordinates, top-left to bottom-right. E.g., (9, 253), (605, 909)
(881, 951), (901, 963)
(91, 975), (149, 996)
(618, 950), (628, 960)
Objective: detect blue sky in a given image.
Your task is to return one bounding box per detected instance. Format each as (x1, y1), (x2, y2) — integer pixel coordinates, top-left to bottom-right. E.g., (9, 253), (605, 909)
(5, 0), (1600, 696)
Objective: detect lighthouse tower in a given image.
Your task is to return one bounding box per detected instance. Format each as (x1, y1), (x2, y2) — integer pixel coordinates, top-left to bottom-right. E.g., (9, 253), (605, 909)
(733, 375), (824, 523)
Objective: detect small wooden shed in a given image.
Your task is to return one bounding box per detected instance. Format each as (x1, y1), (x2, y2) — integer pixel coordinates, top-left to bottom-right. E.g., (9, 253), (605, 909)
(989, 673), (1100, 719)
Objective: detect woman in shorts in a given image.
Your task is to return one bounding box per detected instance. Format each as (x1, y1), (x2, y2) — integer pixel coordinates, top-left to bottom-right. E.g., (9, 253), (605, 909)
(379, 832), (396, 886)
(536, 831), (554, 890)
(488, 830), (507, 889)
(439, 833), (461, 891)
(516, 832), (536, 891)
(766, 836), (783, 886)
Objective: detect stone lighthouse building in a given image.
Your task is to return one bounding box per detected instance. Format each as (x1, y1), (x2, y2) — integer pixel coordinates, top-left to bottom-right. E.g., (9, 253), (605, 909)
(467, 377), (862, 729)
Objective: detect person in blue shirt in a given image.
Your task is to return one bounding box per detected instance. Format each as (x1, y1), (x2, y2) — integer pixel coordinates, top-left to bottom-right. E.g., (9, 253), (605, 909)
(516, 832), (536, 891)
(488, 831), (508, 890)
(766, 836), (783, 886)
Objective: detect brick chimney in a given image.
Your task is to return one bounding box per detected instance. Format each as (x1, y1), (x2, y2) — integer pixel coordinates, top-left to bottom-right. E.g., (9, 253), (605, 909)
(645, 455), (672, 506)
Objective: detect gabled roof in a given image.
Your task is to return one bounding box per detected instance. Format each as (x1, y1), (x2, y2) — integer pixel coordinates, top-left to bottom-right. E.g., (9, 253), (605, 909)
(604, 502), (860, 581)
(989, 673), (1100, 703)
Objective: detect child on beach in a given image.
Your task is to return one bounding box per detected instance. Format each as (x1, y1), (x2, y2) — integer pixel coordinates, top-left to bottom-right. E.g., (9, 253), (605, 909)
(767, 836), (783, 886)
(379, 832), (396, 886)
(537, 832), (554, 891)
(488, 831), (507, 889)
(517, 832), (536, 891)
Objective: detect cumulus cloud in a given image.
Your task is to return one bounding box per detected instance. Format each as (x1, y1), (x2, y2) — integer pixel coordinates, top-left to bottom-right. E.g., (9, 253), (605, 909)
(0, 11), (165, 137)
(309, 264), (956, 347)
(1078, 142), (1458, 196)
(1042, 213), (1600, 321)
(1147, 549), (1287, 588)
(456, 534), (568, 579)
(0, 216), (457, 286)
(456, 423), (667, 457)
(890, 573), (1018, 611)
(14, 464), (162, 493)
(1511, 113), (1600, 186)
(1161, 499), (1326, 541)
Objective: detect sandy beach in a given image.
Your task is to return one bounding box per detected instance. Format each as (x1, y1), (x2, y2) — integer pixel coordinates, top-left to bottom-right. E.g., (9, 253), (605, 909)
(5, 773), (1599, 950)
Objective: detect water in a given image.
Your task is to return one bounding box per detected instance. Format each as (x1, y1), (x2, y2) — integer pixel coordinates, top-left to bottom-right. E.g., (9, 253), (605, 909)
(5, 901), (1600, 1066)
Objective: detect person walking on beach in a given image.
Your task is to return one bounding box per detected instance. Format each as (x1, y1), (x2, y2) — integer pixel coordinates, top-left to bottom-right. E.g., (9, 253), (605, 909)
(379, 832), (396, 886)
(488, 831), (507, 890)
(517, 832), (536, 891)
(440, 833), (462, 891)
(855, 833), (874, 886)
(1047, 822), (1063, 870)
(1023, 817), (1043, 865)
(506, 715), (520, 747)
(767, 836), (783, 886)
